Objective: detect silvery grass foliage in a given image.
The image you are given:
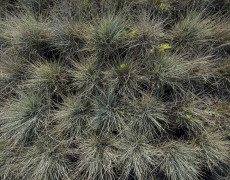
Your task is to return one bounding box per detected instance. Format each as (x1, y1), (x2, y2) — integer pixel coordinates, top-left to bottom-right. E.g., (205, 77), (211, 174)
(49, 19), (89, 57)
(1, 12), (50, 57)
(0, 1), (230, 180)
(0, 92), (47, 145)
(0, 54), (29, 98)
(170, 10), (215, 55)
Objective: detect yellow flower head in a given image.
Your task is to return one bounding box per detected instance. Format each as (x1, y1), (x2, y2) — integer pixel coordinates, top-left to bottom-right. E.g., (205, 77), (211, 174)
(120, 64), (126, 69)
(131, 29), (138, 35)
(160, 44), (171, 52)
(160, 3), (166, 10)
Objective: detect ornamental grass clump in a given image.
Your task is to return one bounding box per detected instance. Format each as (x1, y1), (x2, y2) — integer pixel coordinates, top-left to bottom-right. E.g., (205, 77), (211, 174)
(117, 133), (165, 180)
(170, 10), (214, 54)
(73, 134), (119, 180)
(0, 54), (28, 98)
(161, 142), (202, 180)
(172, 99), (217, 138)
(91, 15), (127, 65)
(26, 60), (68, 94)
(0, 1), (230, 180)
(196, 134), (230, 177)
(49, 19), (89, 57)
(1, 13), (50, 57)
(69, 58), (102, 96)
(103, 59), (146, 96)
(126, 95), (168, 139)
(53, 95), (89, 138)
(0, 138), (70, 180)
(145, 51), (212, 96)
(0, 92), (46, 145)
(90, 91), (127, 135)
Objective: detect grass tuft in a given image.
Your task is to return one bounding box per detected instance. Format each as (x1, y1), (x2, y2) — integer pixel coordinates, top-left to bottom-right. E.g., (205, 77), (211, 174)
(0, 54), (28, 97)
(131, 12), (164, 43)
(0, 92), (46, 145)
(49, 20), (89, 57)
(161, 142), (202, 180)
(145, 51), (212, 95)
(2, 13), (49, 56)
(90, 90), (127, 135)
(103, 59), (146, 96)
(53, 95), (89, 138)
(119, 134), (163, 180)
(170, 10), (214, 54)
(126, 94), (168, 139)
(27, 60), (68, 94)
(173, 99), (217, 137)
(74, 134), (119, 180)
(0, 138), (70, 180)
(69, 58), (101, 96)
(196, 134), (230, 178)
(92, 14), (127, 64)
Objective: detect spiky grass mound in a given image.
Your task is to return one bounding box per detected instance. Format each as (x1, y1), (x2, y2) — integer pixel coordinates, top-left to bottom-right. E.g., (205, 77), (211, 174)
(0, 1), (230, 180)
